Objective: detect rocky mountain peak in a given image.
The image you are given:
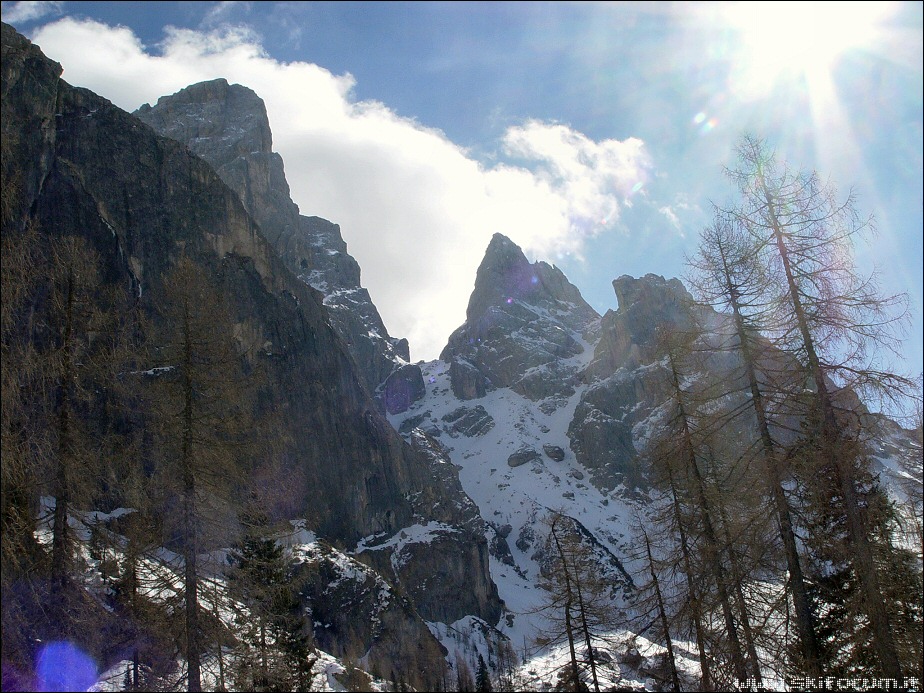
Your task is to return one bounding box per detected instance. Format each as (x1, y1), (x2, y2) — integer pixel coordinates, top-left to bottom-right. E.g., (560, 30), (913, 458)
(612, 273), (691, 315)
(441, 234), (599, 403)
(464, 233), (592, 329)
(136, 78), (272, 154)
(136, 80), (412, 405)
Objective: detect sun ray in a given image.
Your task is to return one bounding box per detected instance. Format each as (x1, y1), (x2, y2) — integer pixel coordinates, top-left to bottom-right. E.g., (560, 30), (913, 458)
(724, 1), (898, 97)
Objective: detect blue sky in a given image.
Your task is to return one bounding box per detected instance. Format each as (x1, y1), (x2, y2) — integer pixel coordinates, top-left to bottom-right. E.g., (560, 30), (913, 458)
(3, 1), (922, 405)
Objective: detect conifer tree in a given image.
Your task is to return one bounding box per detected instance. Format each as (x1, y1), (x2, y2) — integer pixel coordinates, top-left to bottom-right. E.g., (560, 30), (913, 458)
(227, 501), (316, 691)
(640, 430), (714, 690)
(639, 523), (681, 692)
(147, 255), (257, 692)
(723, 134), (919, 677)
(687, 210), (823, 676)
(533, 512), (620, 693)
(475, 653), (493, 693)
(491, 633), (519, 692)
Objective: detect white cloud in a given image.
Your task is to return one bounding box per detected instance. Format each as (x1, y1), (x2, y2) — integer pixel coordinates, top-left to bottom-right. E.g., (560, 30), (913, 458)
(1, 0), (62, 24)
(201, 2), (253, 31)
(28, 18), (652, 361)
(658, 206), (680, 230)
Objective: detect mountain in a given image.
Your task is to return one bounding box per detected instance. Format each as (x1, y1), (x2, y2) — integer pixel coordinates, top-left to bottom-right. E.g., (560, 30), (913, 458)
(442, 232), (601, 404)
(1, 22), (498, 690)
(392, 232), (923, 688)
(134, 79), (415, 410)
(389, 237), (692, 669)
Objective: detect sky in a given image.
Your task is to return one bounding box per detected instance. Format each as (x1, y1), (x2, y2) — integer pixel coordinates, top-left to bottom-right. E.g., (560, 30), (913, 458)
(3, 1), (922, 397)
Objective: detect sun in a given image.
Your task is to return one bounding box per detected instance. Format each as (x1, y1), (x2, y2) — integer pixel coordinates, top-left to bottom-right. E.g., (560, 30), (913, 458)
(725, 1), (891, 93)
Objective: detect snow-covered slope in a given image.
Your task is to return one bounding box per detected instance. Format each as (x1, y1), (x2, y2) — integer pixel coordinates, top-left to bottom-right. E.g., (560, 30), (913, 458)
(386, 235), (657, 686)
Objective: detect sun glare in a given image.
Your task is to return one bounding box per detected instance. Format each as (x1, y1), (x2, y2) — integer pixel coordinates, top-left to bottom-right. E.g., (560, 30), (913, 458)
(726, 1), (891, 91)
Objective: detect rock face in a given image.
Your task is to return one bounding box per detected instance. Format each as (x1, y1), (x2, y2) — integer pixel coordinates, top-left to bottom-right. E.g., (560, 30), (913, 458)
(569, 274), (696, 489)
(382, 363), (426, 415)
(134, 80), (411, 403)
(585, 274), (696, 379)
(441, 234), (600, 402)
(449, 358), (488, 400)
(293, 539), (448, 690)
(2, 20), (499, 676)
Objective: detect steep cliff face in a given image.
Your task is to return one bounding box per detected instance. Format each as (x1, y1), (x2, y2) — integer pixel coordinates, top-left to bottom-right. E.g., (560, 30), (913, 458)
(1, 21), (500, 674)
(441, 233), (600, 403)
(584, 273), (696, 380)
(295, 214), (415, 409)
(0, 22), (61, 231)
(568, 273), (698, 489)
(134, 80), (410, 403)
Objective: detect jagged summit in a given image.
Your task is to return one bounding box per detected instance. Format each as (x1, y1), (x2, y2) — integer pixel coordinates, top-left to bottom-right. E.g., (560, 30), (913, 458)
(463, 233), (596, 333)
(612, 272), (691, 315)
(135, 80), (411, 402)
(137, 78), (273, 153)
(585, 273), (696, 380)
(441, 233), (600, 402)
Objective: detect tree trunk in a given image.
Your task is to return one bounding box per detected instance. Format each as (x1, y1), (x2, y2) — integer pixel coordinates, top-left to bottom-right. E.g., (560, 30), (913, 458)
(572, 571), (600, 693)
(666, 468), (712, 691)
(182, 300), (201, 692)
(763, 184), (903, 678)
(719, 229), (822, 676)
(715, 486), (762, 683)
(51, 268), (75, 589)
(551, 521), (582, 692)
(644, 529), (681, 692)
(260, 622), (268, 688)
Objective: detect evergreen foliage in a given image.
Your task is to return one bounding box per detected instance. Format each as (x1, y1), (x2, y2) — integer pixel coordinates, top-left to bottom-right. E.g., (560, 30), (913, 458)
(226, 503), (316, 691)
(475, 653), (493, 692)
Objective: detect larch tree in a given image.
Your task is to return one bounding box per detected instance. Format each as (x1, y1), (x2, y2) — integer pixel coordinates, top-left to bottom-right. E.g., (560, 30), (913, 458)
(36, 235), (136, 604)
(661, 334), (752, 686)
(687, 210), (823, 676)
(533, 511), (624, 693)
(640, 427), (714, 691)
(631, 517), (682, 693)
(146, 255), (258, 692)
(723, 134), (920, 678)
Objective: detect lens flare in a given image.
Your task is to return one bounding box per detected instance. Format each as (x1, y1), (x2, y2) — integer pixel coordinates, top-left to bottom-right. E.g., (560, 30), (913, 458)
(36, 642), (98, 692)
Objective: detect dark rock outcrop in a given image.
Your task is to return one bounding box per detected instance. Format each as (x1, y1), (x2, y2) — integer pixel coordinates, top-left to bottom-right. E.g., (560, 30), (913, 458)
(543, 445), (566, 462)
(441, 234), (600, 401)
(449, 358), (489, 400)
(507, 446), (541, 468)
(441, 405), (496, 438)
(382, 363), (426, 415)
(294, 540), (447, 690)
